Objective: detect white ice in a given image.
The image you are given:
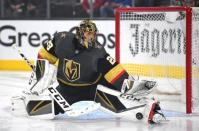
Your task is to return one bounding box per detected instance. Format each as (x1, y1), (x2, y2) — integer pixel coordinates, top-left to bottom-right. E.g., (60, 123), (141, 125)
(0, 71), (199, 131)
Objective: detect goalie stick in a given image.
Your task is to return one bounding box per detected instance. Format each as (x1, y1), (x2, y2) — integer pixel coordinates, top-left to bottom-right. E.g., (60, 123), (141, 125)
(12, 44), (35, 85)
(12, 44), (100, 117)
(12, 44), (35, 70)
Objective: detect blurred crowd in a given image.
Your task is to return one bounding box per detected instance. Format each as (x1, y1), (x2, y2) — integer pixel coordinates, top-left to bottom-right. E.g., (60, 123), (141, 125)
(2, 0), (46, 18)
(0, 0), (199, 19)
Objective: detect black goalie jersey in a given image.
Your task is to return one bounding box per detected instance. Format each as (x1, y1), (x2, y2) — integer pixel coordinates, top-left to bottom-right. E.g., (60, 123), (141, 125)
(38, 31), (129, 106)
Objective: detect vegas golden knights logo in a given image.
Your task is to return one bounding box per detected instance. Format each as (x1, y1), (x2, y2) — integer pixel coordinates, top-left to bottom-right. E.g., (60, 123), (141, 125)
(64, 59), (80, 81)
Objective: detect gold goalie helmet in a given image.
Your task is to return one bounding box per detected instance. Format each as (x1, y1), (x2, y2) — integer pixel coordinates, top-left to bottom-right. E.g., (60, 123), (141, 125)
(76, 19), (98, 48)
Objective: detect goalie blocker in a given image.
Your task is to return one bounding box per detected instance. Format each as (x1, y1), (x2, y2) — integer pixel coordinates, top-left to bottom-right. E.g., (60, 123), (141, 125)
(11, 59), (165, 123)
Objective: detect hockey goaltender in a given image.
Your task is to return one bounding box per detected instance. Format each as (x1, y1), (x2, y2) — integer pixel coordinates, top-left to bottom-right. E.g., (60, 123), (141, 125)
(11, 19), (166, 124)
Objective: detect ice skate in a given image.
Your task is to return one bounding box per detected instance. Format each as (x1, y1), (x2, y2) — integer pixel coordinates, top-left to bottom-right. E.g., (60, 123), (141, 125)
(146, 102), (166, 124)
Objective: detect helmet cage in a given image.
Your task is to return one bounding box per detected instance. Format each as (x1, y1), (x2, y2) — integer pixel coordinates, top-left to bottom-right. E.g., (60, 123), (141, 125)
(76, 20), (98, 46)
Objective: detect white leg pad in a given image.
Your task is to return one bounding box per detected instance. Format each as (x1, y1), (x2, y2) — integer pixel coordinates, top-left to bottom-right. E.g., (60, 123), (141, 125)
(11, 94), (55, 119)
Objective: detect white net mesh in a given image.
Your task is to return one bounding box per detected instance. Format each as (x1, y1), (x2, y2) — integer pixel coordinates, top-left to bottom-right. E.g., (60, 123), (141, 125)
(192, 7), (199, 112)
(116, 7), (199, 113)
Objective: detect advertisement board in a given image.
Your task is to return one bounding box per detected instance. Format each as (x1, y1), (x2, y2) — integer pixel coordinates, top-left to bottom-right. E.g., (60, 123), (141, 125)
(0, 20), (115, 70)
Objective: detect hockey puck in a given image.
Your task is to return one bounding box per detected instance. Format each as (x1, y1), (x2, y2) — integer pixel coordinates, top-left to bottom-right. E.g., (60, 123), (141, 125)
(136, 112), (143, 120)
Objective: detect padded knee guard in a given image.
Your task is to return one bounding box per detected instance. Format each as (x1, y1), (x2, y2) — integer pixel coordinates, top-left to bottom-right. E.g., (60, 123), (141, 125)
(30, 59), (57, 94)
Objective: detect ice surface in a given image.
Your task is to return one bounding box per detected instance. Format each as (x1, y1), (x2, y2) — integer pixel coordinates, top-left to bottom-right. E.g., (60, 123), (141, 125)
(0, 71), (199, 131)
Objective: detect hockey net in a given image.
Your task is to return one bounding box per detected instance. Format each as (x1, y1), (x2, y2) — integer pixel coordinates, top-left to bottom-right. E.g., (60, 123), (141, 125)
(115, 7), (199, 114)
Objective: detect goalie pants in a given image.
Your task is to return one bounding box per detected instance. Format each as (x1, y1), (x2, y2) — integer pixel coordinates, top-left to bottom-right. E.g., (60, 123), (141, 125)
(54, 78), (126, 115)
(54, 84), (97, 115)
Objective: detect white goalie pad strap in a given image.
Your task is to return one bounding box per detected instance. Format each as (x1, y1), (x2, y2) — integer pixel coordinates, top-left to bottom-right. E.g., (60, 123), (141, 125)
(97, 85), (142, 101)
(97, 85), (122, 97)
(31, 60), (57, 94)
(11, 96), (28, 117)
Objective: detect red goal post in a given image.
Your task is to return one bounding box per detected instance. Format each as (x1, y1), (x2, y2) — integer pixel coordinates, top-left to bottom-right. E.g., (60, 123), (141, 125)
(115, 7), (199, 114)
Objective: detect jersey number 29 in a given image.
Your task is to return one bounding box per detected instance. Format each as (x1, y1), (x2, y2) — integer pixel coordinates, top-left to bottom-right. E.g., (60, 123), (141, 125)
(106, 56), (116, 65)
(46, 40), (53, 51)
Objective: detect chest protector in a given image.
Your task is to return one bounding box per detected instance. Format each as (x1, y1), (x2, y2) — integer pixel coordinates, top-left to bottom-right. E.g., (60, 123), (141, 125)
(54, 32), (106, 87)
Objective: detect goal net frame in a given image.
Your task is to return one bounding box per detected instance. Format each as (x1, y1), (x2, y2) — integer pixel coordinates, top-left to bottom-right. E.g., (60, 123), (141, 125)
(115, 7), (193, 114)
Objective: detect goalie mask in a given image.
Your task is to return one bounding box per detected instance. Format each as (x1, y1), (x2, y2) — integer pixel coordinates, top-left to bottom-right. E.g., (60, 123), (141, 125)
(76, 19), (98, 49)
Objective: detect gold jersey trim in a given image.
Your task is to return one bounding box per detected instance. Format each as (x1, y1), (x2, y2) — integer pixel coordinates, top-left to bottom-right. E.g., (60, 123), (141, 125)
(63, 59), (80, 82)
(96, 92), (116, 112)
(57, 74), (102, 87)
(30, 101), (51, 115)
(104, 64), (125, 83)
(39, 47), (58, 64)
(38, 60), (44, 77)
